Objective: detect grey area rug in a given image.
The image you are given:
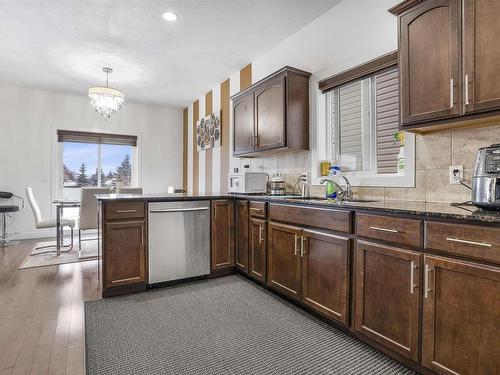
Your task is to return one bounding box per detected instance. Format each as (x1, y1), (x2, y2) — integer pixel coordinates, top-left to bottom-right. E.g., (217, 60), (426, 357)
(85, 276), (415, 375)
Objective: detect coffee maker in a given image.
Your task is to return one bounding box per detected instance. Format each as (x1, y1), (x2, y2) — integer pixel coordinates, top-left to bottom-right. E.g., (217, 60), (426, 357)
(472, 144), (500, 209)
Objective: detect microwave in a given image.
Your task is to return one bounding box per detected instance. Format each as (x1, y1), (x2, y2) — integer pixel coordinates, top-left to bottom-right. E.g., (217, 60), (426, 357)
(228, 172), (268, 194)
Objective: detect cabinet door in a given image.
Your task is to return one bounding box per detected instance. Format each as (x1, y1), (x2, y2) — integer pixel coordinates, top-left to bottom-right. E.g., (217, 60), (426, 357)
(254, 76), (286, 151)
(233, 93), (255, 155)
(463, 0), (500, 113)
(235, 200), (249, 272)
(211, 200), (234, 270)
(249, 217), (267, 283)
(354, 240), (421, 361)
(399, 0), (461, 125)
(422, 255), (500, 375)
(104, 220), (146, 289)
(267, 221), (302, 300)
(302, 230), (349, 325)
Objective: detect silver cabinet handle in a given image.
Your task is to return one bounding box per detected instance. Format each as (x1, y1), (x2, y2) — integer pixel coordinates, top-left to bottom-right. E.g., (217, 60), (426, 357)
(410, 261), (416, 294)
(116, 209), (137, 213)
(464, 74), (470, 105)
(445, 237), (492, 248)
(150, 207), (209, 213)
(259, 225), (263, 243)
(369, 226), (398, 233)
(450, 78), (454, 109)
(300, 235), (305, 258)
(141, 226), (144, 247)
(424, 264), (430, 299)
(294, 234), (299, 256)
(250, 207), (262, 212)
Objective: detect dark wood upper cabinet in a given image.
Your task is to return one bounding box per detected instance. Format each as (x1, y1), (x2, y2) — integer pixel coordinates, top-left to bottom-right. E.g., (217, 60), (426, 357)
(302, 230), (349, 324)
(233, 94), (254, 155)
(267, 221), (303, 300)
(249, 217), (267, 283)
(231, 66), (311, 157)
(422, 255), (500, 374)
(398, 0), (462, 126)
(211, 200), (234, 271)
(391, 0), (500, 131)
(254, 76), (286, 151)
(354, 240), (421, 362)
(235, 200), (249, 273)
(104, 220), (146, 289)
(463, 0), (500, 114)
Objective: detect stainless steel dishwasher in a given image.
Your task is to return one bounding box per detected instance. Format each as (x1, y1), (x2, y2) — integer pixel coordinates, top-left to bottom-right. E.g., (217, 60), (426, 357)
(148, 200), (210, 284)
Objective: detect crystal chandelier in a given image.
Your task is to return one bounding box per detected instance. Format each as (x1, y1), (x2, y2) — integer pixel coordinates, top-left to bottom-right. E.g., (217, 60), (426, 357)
(88, 67), (125, 118)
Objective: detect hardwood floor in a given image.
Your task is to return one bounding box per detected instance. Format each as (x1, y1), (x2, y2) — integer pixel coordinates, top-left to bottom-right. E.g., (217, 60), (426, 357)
(0, 240), (101, 375)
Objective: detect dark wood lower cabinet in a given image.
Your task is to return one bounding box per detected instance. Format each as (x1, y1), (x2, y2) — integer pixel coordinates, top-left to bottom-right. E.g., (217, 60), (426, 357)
(422, 255), (500, 375)
(267, 221), (302, 300)
(211, 200), (234, 271)
(354, 240), (421, 362)
(103, 220), (146, 289)
(235, 200), (249, 273)
(249, 217), (267, 282)
(302, 230), (349, 324)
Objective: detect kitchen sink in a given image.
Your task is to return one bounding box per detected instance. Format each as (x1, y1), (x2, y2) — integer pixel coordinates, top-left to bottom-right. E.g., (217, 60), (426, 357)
(287, 197), (379, 203)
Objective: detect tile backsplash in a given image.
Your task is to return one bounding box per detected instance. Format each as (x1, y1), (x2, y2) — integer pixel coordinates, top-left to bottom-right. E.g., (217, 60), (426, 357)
(236, 124), (500, 203)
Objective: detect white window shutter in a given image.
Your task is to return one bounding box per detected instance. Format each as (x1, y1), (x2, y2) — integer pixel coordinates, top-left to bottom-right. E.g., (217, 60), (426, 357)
(339, 81), (363, 170)
(375, 67), (400, 174)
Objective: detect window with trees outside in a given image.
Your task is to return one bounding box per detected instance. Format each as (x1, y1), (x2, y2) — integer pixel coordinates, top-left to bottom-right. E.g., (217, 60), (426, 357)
(63, 142), (133, 188)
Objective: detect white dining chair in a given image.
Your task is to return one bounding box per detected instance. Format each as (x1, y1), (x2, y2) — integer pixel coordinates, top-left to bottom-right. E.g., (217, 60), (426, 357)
(78, 187), (109, 249)
(25, 187), (76, 253)
(116, 187), (143, 194)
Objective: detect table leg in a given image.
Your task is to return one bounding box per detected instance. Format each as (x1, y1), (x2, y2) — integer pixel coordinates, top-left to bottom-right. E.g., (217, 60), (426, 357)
(56, 205), (61, 256)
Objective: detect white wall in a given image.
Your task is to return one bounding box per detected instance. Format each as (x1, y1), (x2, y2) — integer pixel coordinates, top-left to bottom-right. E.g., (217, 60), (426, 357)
(0, 84), (183, 239)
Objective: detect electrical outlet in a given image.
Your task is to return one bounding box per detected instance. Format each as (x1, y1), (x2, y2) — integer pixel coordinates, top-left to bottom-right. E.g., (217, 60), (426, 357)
(449, 165), (464, 184)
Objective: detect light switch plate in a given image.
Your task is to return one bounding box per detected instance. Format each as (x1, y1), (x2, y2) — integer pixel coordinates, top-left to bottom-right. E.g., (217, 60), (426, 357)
(449, 165), (464, 184)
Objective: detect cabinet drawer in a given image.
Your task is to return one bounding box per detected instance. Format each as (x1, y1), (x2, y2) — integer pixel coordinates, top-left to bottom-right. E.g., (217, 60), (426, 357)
(356, 213), (422, 248)
(269, 204), (350, 233)
(249, 201), (267, 218)
(425, 221), (500, 264)
(105, 202), (145, 220)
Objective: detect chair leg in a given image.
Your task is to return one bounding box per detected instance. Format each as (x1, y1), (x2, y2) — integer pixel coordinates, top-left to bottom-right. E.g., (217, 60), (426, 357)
(31, 226), (75, 255)
(79, 229), (82, 250)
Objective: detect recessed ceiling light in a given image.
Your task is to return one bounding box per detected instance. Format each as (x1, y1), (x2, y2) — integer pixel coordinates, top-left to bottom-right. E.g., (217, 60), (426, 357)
(162, 11), (177, 21)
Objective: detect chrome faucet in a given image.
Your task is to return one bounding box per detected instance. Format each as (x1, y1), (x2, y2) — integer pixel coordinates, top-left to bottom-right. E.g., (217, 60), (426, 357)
(296, 174), (310, 197)
(320, 176), (353, 201)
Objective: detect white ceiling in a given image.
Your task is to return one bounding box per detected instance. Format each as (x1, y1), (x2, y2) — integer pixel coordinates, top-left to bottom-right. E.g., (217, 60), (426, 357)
(0, 0), (340, 108)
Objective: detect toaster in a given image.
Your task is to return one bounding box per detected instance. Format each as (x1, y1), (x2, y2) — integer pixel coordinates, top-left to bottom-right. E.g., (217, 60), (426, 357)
(472, 144), (500, 209)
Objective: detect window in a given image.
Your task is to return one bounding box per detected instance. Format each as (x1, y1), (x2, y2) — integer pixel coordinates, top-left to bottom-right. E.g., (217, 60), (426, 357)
(58, 130), (137, 190)
(317, 52), (415, 187)
(326, 67), (401, 174)
(62, 142), (133, 188)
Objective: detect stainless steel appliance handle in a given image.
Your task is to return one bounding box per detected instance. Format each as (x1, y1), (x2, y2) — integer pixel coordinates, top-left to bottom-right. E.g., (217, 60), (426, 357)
(369, 226), (398, 233)
(150, 207), (210, 213)
(410, 261), (416, 294)
(450, 78), (454, 108)
(445, 237), (492, 248)
(464, 74), (470, 105)
(116, 209), (137, 213)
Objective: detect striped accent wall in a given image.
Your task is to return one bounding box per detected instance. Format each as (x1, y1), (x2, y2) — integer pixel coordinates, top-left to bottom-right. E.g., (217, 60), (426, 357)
(186, 64), (251, 194)
(182, 107), (188, 191)
(205, 91), (213, 193)
(192, 100), (199, 194)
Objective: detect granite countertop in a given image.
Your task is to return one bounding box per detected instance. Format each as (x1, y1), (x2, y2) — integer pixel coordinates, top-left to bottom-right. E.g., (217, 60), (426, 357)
(96, 193), (500, 224)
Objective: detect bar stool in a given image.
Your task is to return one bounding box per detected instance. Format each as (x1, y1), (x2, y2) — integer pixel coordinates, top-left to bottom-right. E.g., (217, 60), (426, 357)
(0, 205), (20, 247)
